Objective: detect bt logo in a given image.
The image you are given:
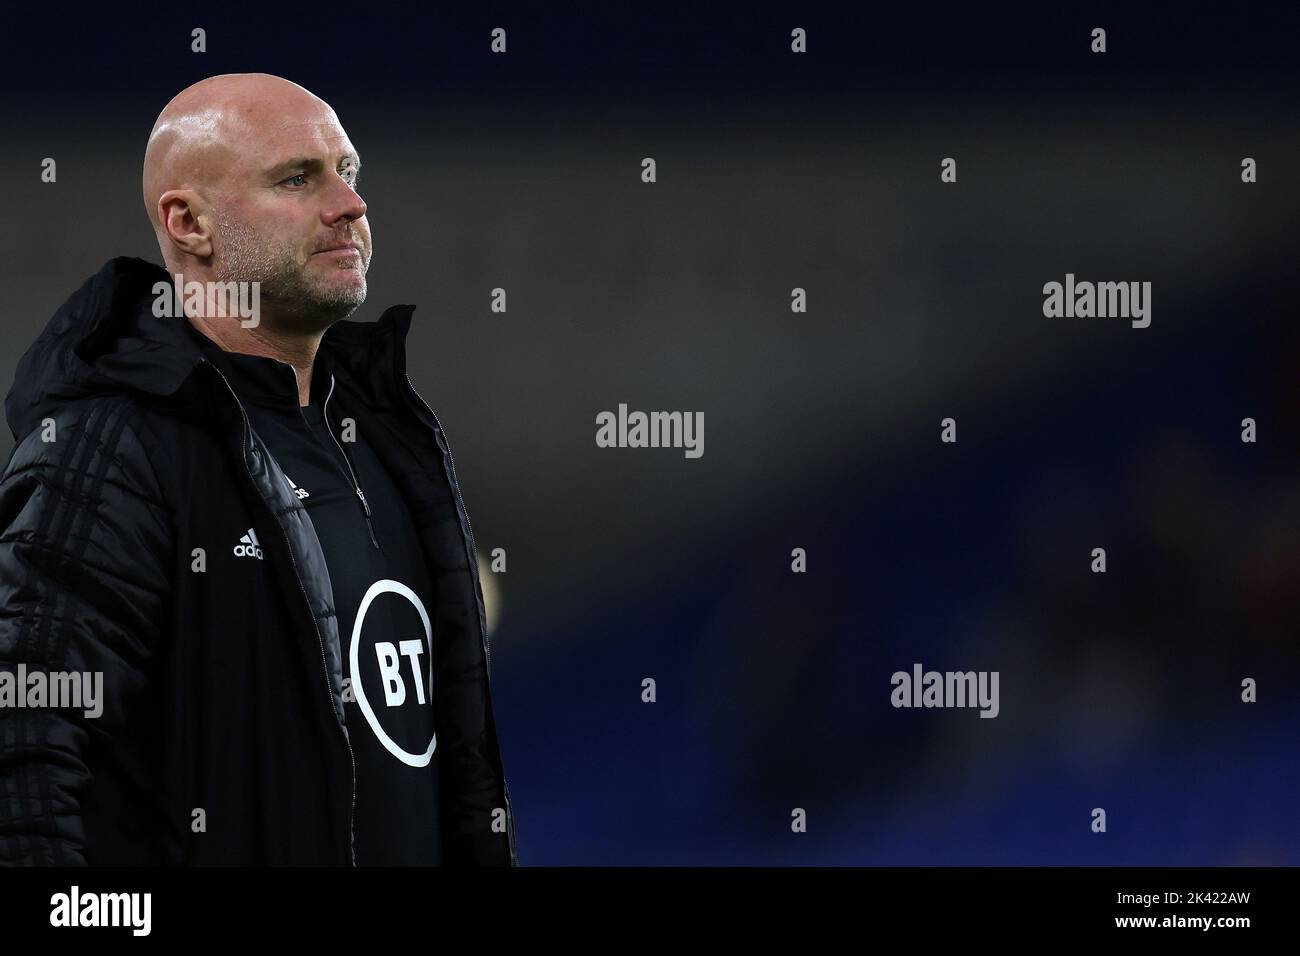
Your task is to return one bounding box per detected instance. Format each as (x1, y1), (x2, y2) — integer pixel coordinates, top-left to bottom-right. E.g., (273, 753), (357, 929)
(375, 640), (429, 707)
(349, 580), (436, 767)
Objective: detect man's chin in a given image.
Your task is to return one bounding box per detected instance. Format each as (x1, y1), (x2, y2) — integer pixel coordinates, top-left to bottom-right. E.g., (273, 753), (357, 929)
(289, 282), (367, 326)
(313, 268), (367, 301)
(322, 288), (367, 318)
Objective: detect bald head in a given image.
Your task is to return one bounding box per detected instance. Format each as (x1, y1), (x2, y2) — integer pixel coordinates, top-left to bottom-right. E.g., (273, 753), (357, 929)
(141, 73), (371, 333)
(143, 74), (333, 231)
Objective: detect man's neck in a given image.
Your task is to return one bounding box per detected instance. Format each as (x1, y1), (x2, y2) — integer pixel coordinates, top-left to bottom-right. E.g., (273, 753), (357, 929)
(185, 314), (322, 407)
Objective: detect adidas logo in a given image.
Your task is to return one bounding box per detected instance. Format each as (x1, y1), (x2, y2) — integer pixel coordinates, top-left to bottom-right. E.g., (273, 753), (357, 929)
(233, 528), (264, 560)
(284, 474), (310, 499)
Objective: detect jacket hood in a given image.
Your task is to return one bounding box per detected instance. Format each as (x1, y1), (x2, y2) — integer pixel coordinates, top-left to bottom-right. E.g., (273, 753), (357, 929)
(6, 256), (417, 442)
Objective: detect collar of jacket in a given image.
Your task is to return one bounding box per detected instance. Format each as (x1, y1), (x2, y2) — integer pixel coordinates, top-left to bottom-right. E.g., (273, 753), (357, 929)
(181, 317), (339, 410)
(5, 256), (419, 439)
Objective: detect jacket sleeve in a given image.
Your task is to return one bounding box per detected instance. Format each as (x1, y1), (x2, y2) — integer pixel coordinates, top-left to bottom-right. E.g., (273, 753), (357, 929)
(425, 498), (516, 867)
(0, 398), (173, 865)
(432, 566), (515, 866)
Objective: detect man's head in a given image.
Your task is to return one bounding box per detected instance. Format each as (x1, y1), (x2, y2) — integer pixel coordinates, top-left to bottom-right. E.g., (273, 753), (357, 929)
(142, 73), (371, 332)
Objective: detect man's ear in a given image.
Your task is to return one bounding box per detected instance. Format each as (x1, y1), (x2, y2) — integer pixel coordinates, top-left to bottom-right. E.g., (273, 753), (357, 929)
(158, 189), (214, 259)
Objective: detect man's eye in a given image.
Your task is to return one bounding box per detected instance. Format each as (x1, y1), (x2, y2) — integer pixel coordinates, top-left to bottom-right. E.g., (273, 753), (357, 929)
(283, 174), (308, 187)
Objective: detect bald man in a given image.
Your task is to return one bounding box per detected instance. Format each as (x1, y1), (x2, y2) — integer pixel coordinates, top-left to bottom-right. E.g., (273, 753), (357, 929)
(0, 74), (518, 866)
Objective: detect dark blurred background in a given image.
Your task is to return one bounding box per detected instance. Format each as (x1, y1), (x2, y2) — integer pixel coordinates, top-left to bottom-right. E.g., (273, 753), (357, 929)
(2, 2), (1297, 864)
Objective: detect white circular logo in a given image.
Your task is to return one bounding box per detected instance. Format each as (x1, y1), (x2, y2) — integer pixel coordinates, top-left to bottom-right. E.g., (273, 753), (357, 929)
(350, 579), (436, 766)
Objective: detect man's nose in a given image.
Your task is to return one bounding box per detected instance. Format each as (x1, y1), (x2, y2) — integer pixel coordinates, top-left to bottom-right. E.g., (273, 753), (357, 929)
(323, 172), (367, 225)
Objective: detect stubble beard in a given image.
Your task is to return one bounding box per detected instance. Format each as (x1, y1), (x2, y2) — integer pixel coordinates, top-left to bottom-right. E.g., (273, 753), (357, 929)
(212, 212), (369, 332)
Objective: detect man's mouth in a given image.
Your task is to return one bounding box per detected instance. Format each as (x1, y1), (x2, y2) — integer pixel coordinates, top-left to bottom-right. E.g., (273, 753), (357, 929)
(312, 241), (361, 259)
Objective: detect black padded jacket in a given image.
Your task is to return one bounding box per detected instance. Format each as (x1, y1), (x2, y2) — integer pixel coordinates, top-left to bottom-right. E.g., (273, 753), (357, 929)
(0, 256), (518, 866)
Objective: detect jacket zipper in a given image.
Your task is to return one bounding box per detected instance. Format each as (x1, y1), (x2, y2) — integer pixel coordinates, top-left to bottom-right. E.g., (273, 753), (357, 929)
(205, 359), (358, 866)
(403, 371), (519, 866)
(318, 374), (381, 550)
